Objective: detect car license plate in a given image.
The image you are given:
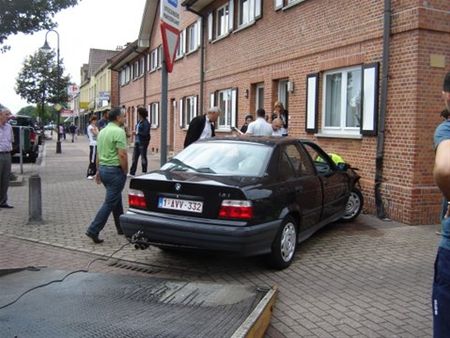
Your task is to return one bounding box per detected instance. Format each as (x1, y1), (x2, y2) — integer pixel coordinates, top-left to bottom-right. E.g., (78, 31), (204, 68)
(158, 197), (203, 213)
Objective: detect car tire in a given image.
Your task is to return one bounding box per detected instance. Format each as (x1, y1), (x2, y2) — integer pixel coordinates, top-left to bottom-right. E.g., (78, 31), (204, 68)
(341, 188), (364, 222)
(267, 216), (298, 270)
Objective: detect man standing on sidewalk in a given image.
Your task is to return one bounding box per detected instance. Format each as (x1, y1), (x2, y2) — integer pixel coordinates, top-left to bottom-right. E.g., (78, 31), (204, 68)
(0, 104), (13, 209)
(433, 71), (450, 337)
(85, 107), (128, 243)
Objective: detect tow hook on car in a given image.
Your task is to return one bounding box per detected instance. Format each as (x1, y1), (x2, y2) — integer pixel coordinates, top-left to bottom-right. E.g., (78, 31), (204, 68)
(130, 230), (151, 250)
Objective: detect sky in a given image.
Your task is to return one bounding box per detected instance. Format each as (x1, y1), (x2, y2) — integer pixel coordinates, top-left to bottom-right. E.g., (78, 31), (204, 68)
(0, 0), (147, 114)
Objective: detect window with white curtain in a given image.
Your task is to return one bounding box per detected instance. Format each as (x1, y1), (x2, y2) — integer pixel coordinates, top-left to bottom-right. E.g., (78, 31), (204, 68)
(216, 4), (229, 38)
(150, 48), (158, 71)
(187, 22), (198, 53)
(323, 66), (362, 135)
(214, 88), (238, 130)
(149, 102), (159, 128)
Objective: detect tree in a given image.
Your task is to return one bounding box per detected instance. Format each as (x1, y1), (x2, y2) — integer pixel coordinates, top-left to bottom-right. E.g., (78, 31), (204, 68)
(0, 0), (79, 52)
(15, 49), (71, 122)
(17, 105), (57, 123)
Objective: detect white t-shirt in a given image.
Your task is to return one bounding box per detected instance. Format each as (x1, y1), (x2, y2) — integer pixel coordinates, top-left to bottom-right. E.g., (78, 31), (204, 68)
(87, 124), (97, 146)
(246, 118), (273, 136)
(199, 115), (212, 140)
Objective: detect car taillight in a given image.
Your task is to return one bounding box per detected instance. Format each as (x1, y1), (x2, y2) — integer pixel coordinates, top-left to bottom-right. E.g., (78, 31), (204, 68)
(129, 189), (146, 208)
(30, 131), (36, 142)
(218, 200), (253, 220)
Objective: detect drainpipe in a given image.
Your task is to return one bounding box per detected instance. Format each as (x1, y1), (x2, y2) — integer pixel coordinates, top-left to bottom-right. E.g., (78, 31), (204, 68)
(185, 6), (205, 114)
(375, 0), (391, 219)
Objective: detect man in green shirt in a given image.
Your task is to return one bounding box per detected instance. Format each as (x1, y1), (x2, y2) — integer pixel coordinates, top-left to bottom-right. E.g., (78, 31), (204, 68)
(86, 107), (128, 243)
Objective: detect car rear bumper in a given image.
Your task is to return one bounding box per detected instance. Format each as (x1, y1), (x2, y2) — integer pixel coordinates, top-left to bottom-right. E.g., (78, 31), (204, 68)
(119, 210), (281, 256)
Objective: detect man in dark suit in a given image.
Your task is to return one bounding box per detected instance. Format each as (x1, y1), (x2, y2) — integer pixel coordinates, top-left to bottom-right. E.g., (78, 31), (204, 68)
(184, 107), (221, 148)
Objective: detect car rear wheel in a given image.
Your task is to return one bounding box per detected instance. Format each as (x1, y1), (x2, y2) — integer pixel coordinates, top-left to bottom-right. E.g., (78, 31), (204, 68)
(341, 188), (364, 222)
(267, 216), (298, 270)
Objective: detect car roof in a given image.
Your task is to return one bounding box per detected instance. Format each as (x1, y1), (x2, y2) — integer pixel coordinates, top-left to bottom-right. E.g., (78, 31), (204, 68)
(197, 135), (298, 147)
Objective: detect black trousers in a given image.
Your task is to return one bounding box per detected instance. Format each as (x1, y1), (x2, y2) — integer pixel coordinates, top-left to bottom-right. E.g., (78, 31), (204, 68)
(87, 145), (97, 177)
(130, 141), (149, 175)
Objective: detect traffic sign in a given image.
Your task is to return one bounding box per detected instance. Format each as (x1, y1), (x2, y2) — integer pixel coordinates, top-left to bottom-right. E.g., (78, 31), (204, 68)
(160, 0), (180, 73)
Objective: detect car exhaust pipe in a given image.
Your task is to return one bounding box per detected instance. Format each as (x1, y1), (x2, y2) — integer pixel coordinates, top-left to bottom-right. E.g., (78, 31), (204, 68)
(131, 230), (150, 250)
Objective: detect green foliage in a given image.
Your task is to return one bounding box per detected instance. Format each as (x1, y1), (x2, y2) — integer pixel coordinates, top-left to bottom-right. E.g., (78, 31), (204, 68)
(0, 0), (79, 52)
(15, 49), (71, 111)
(16, 104), (57, 123)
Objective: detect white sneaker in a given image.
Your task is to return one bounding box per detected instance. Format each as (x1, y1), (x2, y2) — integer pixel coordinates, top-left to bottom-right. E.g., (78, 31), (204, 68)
(87, 176), (94, 180)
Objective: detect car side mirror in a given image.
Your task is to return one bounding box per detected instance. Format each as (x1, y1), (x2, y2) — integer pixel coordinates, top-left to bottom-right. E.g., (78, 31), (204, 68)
(336, 162), (349, 171)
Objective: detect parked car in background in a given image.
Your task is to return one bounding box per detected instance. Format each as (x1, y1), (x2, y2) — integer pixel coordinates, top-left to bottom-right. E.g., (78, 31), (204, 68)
(120, 136), (363, 269)
(8, 115), (42, 162)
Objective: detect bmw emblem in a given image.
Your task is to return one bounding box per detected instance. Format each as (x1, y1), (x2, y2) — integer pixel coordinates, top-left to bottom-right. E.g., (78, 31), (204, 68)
(175, 183), (181, 192)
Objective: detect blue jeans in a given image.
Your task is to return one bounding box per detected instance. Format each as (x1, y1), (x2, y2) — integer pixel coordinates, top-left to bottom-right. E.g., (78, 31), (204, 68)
(433, 246), (450, 338)
(129, 141), (149, 175)
(87, 166), (126, 236)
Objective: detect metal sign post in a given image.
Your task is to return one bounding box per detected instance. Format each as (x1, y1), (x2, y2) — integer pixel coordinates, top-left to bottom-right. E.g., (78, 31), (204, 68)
(19, 126), (24, 174)
(160, 0), (180, 166)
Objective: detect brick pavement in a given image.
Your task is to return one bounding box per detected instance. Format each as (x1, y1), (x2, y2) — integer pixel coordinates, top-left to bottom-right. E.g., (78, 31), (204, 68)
(0, 136), (441, 337)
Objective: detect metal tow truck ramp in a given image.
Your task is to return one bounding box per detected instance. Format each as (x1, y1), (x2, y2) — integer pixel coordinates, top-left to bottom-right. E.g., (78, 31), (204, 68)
(0, 268), (277, 337)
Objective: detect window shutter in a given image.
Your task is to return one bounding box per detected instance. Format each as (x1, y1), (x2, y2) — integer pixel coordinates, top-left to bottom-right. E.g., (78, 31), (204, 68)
(196, 19), (202, 48)
(274, 0), (283, 10)
(305, 73), (319, 133)
(228, 0), (234, 32)
(231, 88), (238, 128)
(193, 95), (198, 116)
(361, 63), (379, 136)
(179, 99), (184, 128)
(155, 102), (160, 128)
(210, 92), (215, 108)
(255, 0), (262, 19)
(182, 29), (186, 54)
(147, 104), (153, 127)
(208, 12), (213, 41)
(249, 0), (255, 20)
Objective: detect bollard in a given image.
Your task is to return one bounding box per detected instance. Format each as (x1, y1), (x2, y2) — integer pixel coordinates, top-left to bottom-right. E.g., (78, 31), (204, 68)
(29, 174), (43, 223)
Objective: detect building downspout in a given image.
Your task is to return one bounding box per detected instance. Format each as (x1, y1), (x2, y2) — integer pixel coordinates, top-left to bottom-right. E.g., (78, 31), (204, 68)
(185, 6), (205, 114)
(375, 0), (391, 219)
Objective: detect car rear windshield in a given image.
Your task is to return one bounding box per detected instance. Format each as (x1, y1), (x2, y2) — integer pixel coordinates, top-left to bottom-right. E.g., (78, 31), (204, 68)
(162, 141), (272, 177)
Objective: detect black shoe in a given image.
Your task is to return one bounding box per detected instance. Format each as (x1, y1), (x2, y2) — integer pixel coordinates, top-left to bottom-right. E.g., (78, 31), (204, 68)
(85, 232), (104, 244)
(0, 204), (13, 209)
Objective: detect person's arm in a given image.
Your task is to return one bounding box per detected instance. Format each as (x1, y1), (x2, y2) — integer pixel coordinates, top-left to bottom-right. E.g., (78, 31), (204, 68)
(118, 148), (128, 174)
(245, 122), (254, 135)
(95, 154), (101, 184)
(434, 139), (450, 202)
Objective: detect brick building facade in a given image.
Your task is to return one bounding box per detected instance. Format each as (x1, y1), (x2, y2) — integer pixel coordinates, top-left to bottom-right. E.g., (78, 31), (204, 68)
(110, 0), (450, 225)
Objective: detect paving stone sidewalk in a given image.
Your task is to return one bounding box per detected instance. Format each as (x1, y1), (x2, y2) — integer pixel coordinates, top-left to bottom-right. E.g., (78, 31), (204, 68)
(0, 137), (441, 337)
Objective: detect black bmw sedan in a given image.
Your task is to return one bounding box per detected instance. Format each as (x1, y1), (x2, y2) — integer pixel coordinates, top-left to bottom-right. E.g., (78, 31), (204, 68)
(120, 136), (363, 269)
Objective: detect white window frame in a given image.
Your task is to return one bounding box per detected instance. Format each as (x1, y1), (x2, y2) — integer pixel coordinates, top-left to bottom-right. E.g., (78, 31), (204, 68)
(238, 0), (255, 27)
(187, 23), (198, 53)
(216, 4), (229, 38)
(139, 57), (145, 76)
(149, 102), (160, 128)
(150, 48), (158, 72)
(321, 66), (362, 136)
(176, 30), (185, 59)
(180, 95), (198, 129)
(217, 88), (238, 131)
(125, 65), (131, 83)
(255, 83), (264, 110)
(147, 53), (151, 72)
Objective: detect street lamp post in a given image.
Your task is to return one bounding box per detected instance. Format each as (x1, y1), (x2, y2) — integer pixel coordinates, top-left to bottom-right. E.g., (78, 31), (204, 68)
(41, 29), (62, 154)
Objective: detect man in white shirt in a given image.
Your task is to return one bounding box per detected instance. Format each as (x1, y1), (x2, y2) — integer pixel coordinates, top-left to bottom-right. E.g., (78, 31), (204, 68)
(246, 108), (273, 136)
(184, 107), (221, 148)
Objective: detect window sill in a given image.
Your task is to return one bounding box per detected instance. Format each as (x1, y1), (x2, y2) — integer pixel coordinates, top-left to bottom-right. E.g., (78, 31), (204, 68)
(149, 69), (157, 73)
(233, 21), (256, 34)
(185, 48), (199, 57)
(211, 32), (230, 44)
(282, 0), (306, 11)
(151, 126), (159, 130)
(215, 128), (232, 133)
(314, 132), (362, 140)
